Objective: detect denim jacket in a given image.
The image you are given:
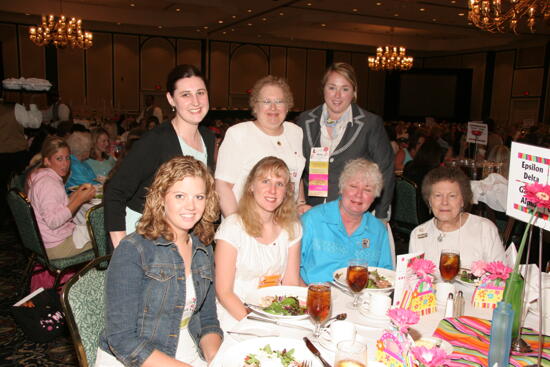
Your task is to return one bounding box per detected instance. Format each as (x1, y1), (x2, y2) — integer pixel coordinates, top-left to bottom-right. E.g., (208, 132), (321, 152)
(98, 232), (222, 366)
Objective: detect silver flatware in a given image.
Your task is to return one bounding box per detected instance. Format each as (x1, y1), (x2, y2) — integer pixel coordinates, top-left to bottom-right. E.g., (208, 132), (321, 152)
(247, 315), (313, 332)
(328, 281), (353, 296)
(303, 336), (332, 367)
(227, 330), (279, 337)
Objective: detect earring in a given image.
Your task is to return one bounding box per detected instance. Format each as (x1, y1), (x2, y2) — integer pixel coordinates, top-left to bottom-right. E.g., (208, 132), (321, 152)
(171, 105), (175, 112)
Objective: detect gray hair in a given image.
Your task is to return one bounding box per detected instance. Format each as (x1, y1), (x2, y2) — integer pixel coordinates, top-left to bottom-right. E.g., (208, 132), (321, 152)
(339, 158), (384, 197)
(66, 131), (92, 159)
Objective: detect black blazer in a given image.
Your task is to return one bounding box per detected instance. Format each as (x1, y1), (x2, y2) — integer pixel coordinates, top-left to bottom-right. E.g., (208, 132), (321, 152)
(104, 122), (215, 231)
(296, 103), (395, 219)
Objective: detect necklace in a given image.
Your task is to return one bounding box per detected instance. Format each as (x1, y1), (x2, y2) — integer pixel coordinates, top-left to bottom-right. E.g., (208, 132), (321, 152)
(434, 214), (463, 243)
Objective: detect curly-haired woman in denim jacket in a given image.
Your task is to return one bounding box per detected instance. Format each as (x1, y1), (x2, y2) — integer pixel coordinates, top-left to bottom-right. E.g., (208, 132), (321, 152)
(96, 156), (222, 367)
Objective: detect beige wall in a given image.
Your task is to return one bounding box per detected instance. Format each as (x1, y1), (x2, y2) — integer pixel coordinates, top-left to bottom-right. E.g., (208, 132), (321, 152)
(1, 21), (547, 126)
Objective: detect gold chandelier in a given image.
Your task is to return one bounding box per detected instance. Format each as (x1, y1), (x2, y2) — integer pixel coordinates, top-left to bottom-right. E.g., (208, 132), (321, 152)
(468, 0), (549, 33)
(29, 14), (93, 49)
(368, 46), (413, 71)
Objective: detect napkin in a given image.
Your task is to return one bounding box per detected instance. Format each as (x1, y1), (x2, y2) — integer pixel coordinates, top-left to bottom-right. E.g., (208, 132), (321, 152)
(505, 242), (517, 268)
(471, 173), (508, 212)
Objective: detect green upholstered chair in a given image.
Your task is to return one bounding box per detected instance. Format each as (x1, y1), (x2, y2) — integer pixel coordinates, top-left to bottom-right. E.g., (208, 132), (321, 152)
(61, 255), (110, 367)
(391, 176), (422, 236)
(85, 204), (111, 264)
(6, 189), (98, 291)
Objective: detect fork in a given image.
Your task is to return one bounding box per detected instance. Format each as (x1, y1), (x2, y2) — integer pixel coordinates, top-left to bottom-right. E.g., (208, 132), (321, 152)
(303, 360), (312, 367)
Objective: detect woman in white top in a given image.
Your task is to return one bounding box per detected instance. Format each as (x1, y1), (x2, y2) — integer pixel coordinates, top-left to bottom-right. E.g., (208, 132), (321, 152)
(215, 156), (303, 329)
(409, 166), (505, 271)
(215, 76), (305, 217)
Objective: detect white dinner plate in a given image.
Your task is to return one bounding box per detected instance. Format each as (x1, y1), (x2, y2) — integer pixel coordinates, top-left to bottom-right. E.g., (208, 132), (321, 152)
(333, 267), (395, 294)
(220, 337), (320, 367)
(246, 285), (309, 320)
(227, 323), (280, 342)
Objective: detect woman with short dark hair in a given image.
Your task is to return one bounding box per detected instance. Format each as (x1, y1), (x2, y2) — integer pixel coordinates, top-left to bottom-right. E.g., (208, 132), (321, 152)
(409, 166), (504, 270)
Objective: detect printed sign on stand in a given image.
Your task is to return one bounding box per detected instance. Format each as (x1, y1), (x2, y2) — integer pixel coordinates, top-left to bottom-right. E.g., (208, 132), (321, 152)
(506, 142), (550, 230)
(466, 121), (488, 145)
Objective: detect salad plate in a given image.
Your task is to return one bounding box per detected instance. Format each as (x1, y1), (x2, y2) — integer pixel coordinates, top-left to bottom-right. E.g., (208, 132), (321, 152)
(333, 267), (395, 294)
(246, 286), (309, 320)
(455, 268), (479, 287)
(221, 337), (319, 367)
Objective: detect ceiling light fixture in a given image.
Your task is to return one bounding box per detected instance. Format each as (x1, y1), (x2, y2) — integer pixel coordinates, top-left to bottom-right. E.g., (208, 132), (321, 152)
(368, 46), (413, 71)
(29, 2), (93, 49)
(468, 0), (548, 33)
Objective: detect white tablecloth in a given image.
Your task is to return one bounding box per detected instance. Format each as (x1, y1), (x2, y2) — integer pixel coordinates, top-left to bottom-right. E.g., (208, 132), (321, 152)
(210, 281), (541, 367)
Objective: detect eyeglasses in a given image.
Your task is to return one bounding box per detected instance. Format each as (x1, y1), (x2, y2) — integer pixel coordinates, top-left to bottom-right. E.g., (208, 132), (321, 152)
(257, 99), (286, 107)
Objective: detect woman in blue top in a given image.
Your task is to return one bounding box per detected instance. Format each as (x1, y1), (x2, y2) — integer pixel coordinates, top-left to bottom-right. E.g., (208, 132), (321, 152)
(96, 156), (222, 367)
(300, 158), (393, 284)
(85, 127), (116, 181)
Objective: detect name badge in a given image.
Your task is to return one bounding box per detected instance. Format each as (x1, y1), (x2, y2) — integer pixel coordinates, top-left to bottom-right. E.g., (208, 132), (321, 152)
(417, 233), (428, 239)
(308, 147), (330, 197)
(362, 239), (370, 248)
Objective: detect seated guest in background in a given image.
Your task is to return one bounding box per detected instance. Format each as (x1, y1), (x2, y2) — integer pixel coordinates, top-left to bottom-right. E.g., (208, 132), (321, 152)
(145, 115), (160, 131)
(65, 131), (97, 189)
(27, 136), (95, 259)
(394, 131), (412, 171)
(215, 75), (305, 218)
(42, 90), (71, 127)
(137, 95), (163, 125)
(403, 137), (444, 222)
(409, 166), (505, 270)
(96, 156), (222, 367)
(215, 157), (302, 328)
(300, 158), (393, 284)
(85, 127), (116, 182)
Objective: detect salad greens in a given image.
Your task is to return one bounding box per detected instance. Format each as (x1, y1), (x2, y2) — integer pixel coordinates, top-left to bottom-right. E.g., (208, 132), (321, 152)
(244, 345), (301, 367)
(262, 296), (306, 316)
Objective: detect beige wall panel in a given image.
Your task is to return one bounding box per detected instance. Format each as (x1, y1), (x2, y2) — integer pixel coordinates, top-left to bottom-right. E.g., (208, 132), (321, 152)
(209, 42), (230, 108)
(491, 51), (515, 129)
(18, 26), (44, 78)
(86, 33), (113, 111)
(462, 53), (486, 120)
(423, 56), (460, 69)
(141, 37), (175, 91)
(114, 34), (139, 111)
(305, 49), (325, 109)
(509, 98), (539, 125)
(57, 48), (85, 110)
(366, 71), (385, 115)
(352, 53), (369, 108)
(286, 48), (307, 111)
(177, 39), (202, 68)
(511, 68), (544, 97)
(516, 46), (545, 68)
(0, 24), (18, 77)
(333, 51), (351, 64)
(229, 45), (268, 109)
(269, 47), (286, 77)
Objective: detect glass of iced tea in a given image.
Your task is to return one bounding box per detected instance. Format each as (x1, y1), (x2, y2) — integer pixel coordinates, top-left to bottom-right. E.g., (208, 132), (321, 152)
(439, 249), (460, 282)
(334, 340), (368, 367)
(347, 259), (369, 308)
(307, 283), (331, 338)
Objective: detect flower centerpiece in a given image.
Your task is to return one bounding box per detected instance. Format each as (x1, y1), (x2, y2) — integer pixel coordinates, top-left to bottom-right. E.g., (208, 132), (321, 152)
(470, 261), (512, 308)
(399, 258), (437, 315)
(376, 308), (420, 367)
(410, 346), (451, 367)
(502, 183), (550, 339)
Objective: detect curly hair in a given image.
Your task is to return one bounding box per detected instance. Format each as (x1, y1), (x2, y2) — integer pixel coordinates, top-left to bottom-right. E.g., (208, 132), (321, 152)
(249, 75), (294, 118)
(237, 156), (299, 240)
(136, 156), (219, 245)
(421, 166), (473, 212)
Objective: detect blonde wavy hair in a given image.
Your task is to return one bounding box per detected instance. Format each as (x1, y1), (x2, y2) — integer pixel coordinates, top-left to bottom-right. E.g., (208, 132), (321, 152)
(237, 156), (299, 240)
(136, 156), (219, 245)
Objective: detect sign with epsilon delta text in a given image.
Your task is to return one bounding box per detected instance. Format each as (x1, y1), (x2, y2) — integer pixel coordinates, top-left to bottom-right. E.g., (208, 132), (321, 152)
(506, 142), (550, 231)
